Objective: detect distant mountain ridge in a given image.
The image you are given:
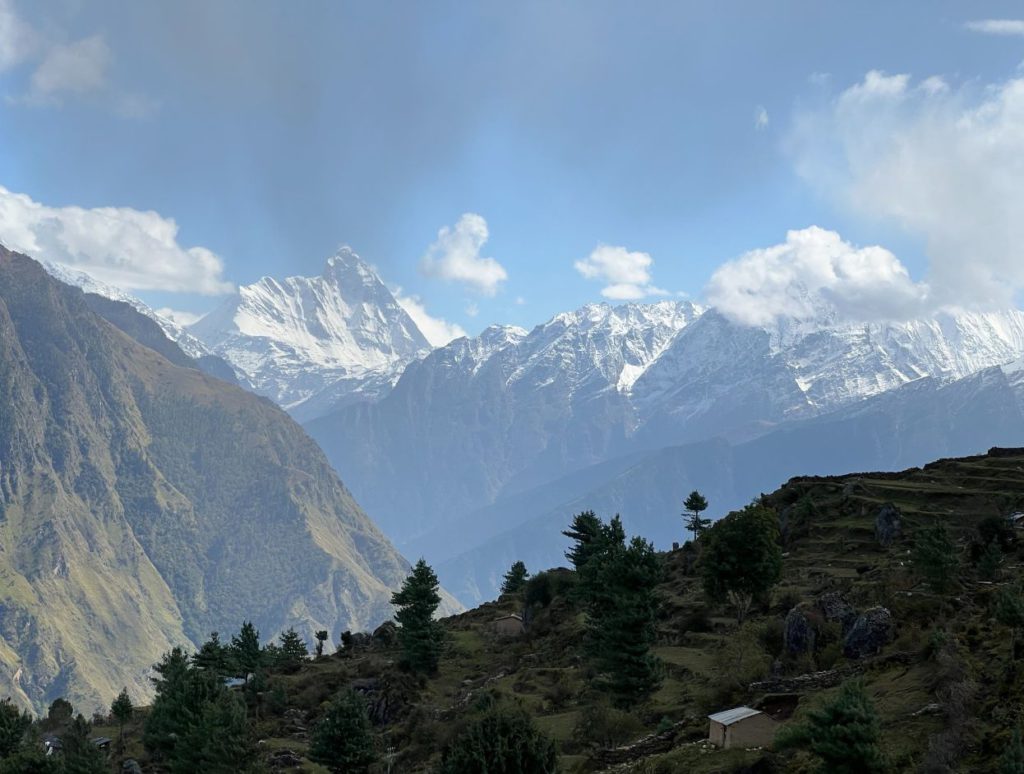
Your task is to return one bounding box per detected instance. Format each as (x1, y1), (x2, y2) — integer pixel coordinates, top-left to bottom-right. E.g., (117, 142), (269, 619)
(307, 299), (1024, 559)
(0, 246), (442, 714)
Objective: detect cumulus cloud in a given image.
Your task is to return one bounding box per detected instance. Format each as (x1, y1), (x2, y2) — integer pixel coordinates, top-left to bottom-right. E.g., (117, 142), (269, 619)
(0, 185), (233, 294)
(395, 292), (466, 347)
(754, 105), (769, 129)
(27, 35), (110, 103)
(965, 19), (1024, 36)
(706, 227), (930, 327)
(789, 69), (1024, 310)
(574, 244), (667, 300)
(420, 213), (508, 296)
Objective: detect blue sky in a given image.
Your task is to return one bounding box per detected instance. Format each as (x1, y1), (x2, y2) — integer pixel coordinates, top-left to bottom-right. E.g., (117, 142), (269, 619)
(2, 1), (1024, 340)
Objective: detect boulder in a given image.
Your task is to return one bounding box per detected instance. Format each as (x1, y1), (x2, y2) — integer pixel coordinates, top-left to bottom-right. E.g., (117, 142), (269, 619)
(121, 762), (143, 774)
(815, 591), (858, 634)
(783, 605), (816, 655)
(371, 620), (398, 648)
(875, 503), (902, 547)
(843, 607), (894, 659)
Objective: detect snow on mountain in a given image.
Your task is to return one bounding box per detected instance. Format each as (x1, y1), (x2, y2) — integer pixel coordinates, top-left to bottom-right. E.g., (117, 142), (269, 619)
(188, 247), (432, 418)
(41, 260), (215, 360)
(631, 307), (1024, 445)
(306, 300), (703, 543)
(307, 298), (1024, 558)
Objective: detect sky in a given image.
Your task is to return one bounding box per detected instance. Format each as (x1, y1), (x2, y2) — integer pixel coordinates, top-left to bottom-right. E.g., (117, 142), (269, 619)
(3, 1), (1024, 343)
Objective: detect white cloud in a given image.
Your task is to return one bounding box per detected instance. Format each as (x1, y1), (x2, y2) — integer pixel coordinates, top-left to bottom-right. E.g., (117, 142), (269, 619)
(27, 35), (110, 102)
(0, 185), (233, 294)
(706, 227), (930, 327)
(395, 292), (466, 347)
(156, 307), (205, 327)
(754, 105), (769, 129)
(789, 70), (1024, 310)
(465, 301), (479, 317)
(0, 0), (37, 72)
(420, 213), (508, 296)
(574, 244), (667, 300)
(965, 19), (1024, 36)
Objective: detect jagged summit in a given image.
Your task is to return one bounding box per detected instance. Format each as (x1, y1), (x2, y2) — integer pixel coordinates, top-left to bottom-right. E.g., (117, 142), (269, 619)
(188, 247), (431, 418)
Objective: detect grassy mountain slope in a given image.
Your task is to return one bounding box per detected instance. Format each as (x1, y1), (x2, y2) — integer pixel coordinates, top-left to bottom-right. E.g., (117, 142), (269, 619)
(0, 247), (421, 714)
(99, 446), (1024, 772)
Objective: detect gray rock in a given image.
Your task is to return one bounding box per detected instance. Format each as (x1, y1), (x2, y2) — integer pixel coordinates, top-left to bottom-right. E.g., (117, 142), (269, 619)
(372, 620), (398, 648)
(875, 503), (902, 547)
(784, 606), (816, 655)
(121, 761), (143, 774)
(816, 591), (858, 634)
(843, 607), (895, 659)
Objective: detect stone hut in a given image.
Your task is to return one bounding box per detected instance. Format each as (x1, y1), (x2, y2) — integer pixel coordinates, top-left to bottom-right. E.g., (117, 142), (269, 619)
(707, 706), (777, 749)
(492, 613), (525, 638)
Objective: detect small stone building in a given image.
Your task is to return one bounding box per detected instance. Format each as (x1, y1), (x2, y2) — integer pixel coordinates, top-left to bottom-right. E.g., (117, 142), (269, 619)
(707, 706), (777, 749)
(492, 613), (525, 638)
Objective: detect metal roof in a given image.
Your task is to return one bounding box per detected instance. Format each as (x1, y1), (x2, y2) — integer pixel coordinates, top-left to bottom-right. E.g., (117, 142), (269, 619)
(708, 706), (762, 725)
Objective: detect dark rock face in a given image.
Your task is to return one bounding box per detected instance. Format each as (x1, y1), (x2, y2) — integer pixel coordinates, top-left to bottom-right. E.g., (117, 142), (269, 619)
(843, 607), (895, 659)
(784, 606), (817, 655)
(372, 621), (398, 648)
(876, 503), (902, 547)
(816, 591), (858, 634)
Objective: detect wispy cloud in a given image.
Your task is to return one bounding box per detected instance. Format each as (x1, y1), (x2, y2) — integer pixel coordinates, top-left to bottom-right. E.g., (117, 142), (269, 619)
(754, 105), (769, 129)
(574, 244), (667, 300)
(965, 19), (1024, 36)
(26, 35), (110, 104)
(420, 213), (508, 296)
(0, 1), (152, 114)
(0, 185), (233, 295)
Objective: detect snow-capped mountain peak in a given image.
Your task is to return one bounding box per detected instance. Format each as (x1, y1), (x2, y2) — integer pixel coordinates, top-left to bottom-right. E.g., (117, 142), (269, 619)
(188, 247), (431, 417)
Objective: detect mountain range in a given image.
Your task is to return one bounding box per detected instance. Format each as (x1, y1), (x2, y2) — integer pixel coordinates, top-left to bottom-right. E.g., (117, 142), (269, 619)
(45, 250), (1024, 605)
(0, 246), (446, 714)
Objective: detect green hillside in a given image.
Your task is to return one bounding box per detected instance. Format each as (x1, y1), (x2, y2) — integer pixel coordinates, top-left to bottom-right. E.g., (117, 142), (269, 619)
(43, 445), (1024, 773)
(0, 247), (422, 715)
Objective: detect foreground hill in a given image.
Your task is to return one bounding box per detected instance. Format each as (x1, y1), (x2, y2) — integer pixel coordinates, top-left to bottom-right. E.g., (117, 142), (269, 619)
(0, 247), (424, 714)
(74, 446), (1024, 772)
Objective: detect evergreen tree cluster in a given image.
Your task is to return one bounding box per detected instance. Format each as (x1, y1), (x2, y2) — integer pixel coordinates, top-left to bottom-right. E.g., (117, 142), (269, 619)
(701, 503), (783, 622)
(0, 697), (106, 774)
(562, 511), (664, 705)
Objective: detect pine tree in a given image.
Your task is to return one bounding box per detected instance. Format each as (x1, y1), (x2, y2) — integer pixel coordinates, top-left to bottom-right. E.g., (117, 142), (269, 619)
(583, 534), (663, 705)
(391, 559), (444, 674)
(309, 689), (378, 773)
(143, 647), (208, 759)
(194, 631), (231, 675)
(438, 703), (559, 774)
(276, 628), (309, 671)
(61, 715), (107, 774)
(683, 490), (710, 541)
(1002, 728), (1024, 774)
(110, 688), (133, 749)
(701, 504), (782, 622)
(501, 561), (530, 595)
(230, 620), (262, 675)
(912, 521), (960, 593)
(170, 689), (255, 774)
(562, 510), (606, 571)
(0, 698), (31, 758)
(315, 630), (329, 658)
(776, 680), (886, 773)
